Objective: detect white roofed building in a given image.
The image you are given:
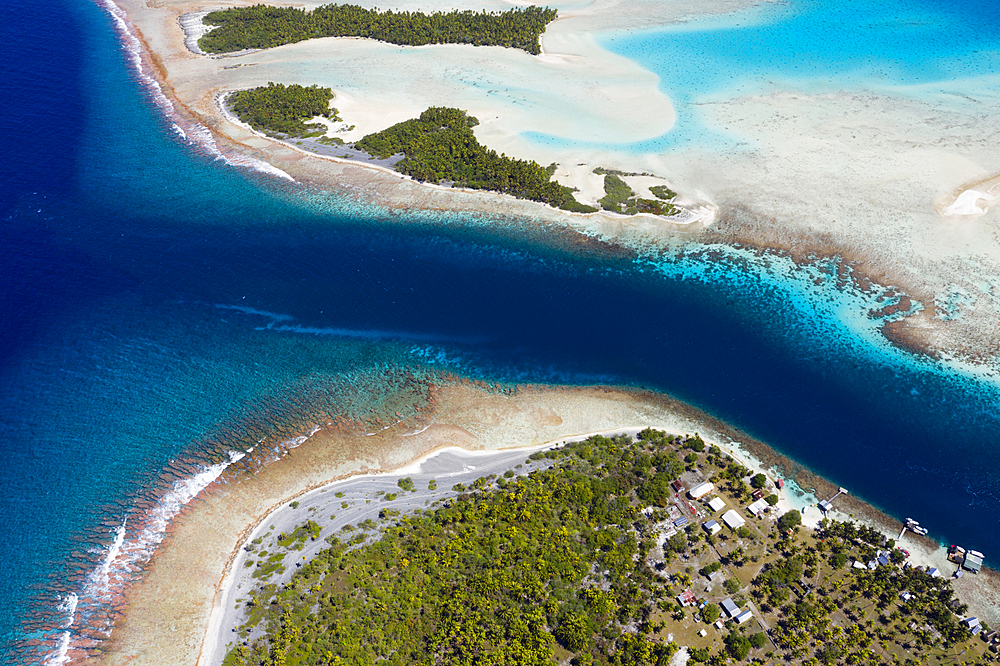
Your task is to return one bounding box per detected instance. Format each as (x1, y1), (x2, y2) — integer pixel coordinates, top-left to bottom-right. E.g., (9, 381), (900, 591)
(708, 496), (726, 512)
(688, 482), (715, 500)
(721, 509), (746, 530)
(747, 498), (769, 517)
(721, 598), (739, 618)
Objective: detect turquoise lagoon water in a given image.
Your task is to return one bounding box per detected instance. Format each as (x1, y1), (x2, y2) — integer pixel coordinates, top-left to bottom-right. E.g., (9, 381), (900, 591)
(526, 0), (1000, 151)
(2, 0), (999, 661)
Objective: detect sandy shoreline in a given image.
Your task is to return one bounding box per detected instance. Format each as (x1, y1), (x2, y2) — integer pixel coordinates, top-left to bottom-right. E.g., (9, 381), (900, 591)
(84, 383), (999, 666)
(110, 0), (1000, 362)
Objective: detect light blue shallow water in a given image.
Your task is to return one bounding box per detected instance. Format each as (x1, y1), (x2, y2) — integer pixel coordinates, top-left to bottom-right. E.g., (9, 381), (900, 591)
(525, 0), (1000, 151)
(1, 0), (999, 662)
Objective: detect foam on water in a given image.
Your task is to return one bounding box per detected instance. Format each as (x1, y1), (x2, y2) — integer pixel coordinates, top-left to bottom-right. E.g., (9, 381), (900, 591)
(38, 451), (245, 662)
(96, 0), (293, 182)
(44, 594), (77, 666)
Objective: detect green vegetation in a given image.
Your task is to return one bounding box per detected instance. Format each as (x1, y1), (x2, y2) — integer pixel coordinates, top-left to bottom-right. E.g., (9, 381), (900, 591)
(592, 166), (653, 178)
(396, 476), (414, 492)
(199, 4), (557, 55)
(226, 431), (996, 666)
(599, 174), (678, 216)
(229, 83), (336, 137)
(702, 602), (721, 623)
(599, 174), (634, 213)
(776, 509), (802, 532)
(356, 107), (597, 212)
(649, 184), (676, 200)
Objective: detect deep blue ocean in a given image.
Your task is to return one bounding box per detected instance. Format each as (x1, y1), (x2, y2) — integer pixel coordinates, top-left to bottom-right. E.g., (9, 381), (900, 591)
(1, 0), (998, 661)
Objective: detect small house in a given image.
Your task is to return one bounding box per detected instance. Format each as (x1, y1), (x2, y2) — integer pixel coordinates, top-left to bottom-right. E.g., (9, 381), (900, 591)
(818, 499), (833, 513)
(671, 480), (685, 493)
(673, 516), (689, 528)
(775, 479), (784, 489)
(734, 609), (753, 624)
(676, 588), (697, 607)
(964, 617), (983, 635)
(927, 567), (941, 578)
(721, 509), (746, 530)
(688, 482), (715, 500)
(708, 496), (727, 513)
(747, 498), (769, 517)
(751, 489), (765, 501)
(721, 598), (740, 618)
(702, 520), (722, 535)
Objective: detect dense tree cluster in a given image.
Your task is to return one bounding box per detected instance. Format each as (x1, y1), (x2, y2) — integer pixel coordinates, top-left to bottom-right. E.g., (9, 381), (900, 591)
(229, 83), (335, 137)
(227, 427), (997, 666)
(199, 4), (557, 55)
(356, 107), (597, 212)
(225, 433), (696, 666)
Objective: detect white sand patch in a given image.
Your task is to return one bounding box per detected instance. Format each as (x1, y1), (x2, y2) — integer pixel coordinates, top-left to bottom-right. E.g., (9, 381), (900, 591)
(944, 189), (997, 217)
(635, 86), (1000, 349)
(555, 165), (607, 206)
(197, 36), (676, 161)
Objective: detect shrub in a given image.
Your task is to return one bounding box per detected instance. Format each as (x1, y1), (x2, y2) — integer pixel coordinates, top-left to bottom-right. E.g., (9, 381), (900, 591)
(702, 603), (721, 623)
(700, 561), (722, 577)
(777, 510), (802, 531)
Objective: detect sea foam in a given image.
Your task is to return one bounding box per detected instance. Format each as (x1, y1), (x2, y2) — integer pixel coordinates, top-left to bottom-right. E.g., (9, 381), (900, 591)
(39, 451), (245, 663)
(96, 0), (293, 183)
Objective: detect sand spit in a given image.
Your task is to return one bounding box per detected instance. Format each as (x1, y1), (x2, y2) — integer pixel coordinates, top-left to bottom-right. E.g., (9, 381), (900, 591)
(88, 383), (1000, 666)
(118, 0), (1000, 361)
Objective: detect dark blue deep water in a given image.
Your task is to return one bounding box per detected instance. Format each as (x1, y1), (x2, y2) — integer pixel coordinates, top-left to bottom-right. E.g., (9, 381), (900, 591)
(1, 0), (998, 661)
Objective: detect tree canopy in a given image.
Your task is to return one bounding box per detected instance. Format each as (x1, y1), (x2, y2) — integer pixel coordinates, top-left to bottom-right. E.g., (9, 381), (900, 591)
(356, 107), (596, 212)
(199, 4), (557, 55)
(229, 83), (335, 137)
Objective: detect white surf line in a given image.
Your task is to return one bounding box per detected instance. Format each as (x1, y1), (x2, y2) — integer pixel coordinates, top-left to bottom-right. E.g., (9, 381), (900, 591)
(42, 451), (247, 663)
